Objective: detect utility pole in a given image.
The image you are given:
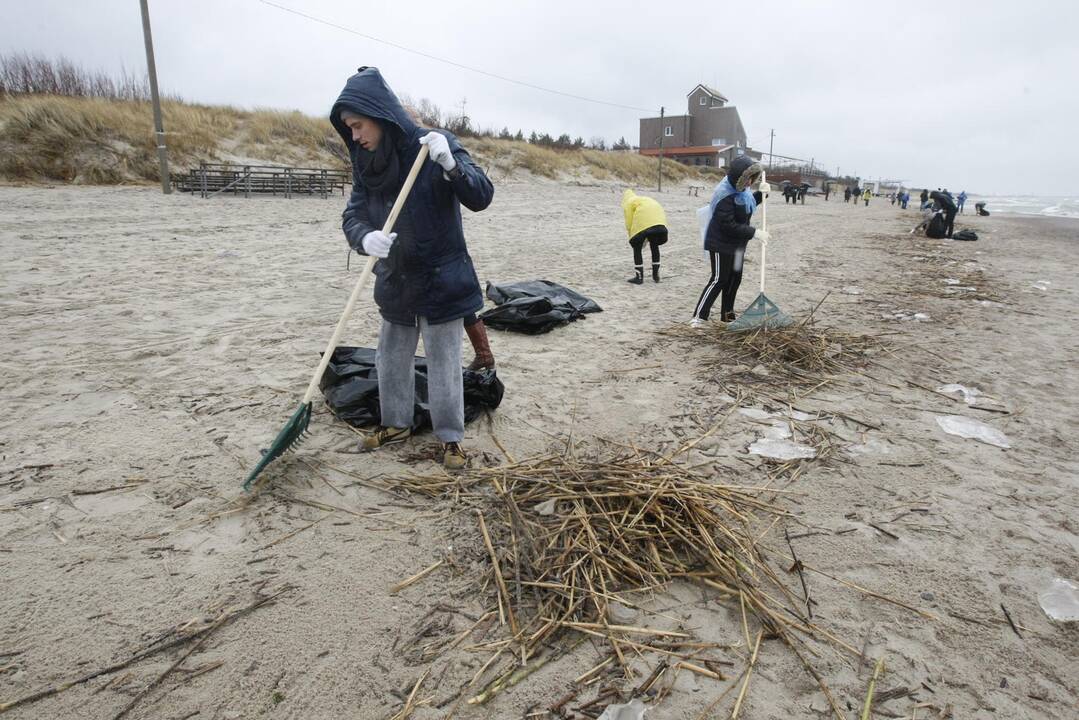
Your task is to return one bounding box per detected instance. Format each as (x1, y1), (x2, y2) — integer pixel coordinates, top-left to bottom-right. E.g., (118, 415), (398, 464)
(767, 128), (775, 169)
(139, 0), (170, 194)
(656, 106), (665, 193)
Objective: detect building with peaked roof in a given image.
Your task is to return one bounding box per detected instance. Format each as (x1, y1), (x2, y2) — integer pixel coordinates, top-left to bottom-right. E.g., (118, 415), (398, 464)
(638, 84), (754, 168)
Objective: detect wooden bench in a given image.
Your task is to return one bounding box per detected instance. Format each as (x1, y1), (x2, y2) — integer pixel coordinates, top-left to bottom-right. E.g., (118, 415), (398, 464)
(688, 185), (705, 197)
(174, 163), (351, 199)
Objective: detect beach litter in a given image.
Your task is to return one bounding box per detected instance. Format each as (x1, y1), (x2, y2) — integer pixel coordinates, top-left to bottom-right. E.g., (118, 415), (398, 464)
(935, 415), (1010, 448)
(937, 384), (982, 405)
(1038, 578), (1079, 622)
(749, 437), (817, 460)
(598, 698), (648, 720)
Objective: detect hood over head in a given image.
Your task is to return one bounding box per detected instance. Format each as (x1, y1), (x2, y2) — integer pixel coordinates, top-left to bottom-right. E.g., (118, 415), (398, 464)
(726, 155), (757, 187)
(330, 67), (419, 152)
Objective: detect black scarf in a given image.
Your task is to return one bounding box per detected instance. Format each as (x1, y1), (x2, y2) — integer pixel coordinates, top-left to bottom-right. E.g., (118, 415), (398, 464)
(357, 123), (401, 193)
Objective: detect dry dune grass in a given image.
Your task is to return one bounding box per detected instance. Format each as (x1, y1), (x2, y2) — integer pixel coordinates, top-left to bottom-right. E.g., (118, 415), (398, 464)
(1, 94), (720, 185)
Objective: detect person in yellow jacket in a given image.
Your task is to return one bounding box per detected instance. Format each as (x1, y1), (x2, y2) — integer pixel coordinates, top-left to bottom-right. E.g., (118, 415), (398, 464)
(621, 189), (669, 284)
(862, 188), (872, 207)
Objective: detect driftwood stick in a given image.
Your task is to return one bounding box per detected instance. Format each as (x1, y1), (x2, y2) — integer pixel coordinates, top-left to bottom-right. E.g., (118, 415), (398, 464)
(0, 587), (293, 715)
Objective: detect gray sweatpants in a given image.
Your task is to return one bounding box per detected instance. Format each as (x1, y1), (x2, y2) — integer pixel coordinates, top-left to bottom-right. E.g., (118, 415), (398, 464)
(376, 317), (465, 443)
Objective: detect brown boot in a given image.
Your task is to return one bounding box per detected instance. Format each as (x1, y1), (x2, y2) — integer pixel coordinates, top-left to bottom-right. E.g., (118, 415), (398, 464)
(465, 319), (495, 371)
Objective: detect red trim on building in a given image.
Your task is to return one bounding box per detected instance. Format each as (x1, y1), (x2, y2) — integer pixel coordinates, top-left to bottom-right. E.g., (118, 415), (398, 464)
(638, 144), (733, 157)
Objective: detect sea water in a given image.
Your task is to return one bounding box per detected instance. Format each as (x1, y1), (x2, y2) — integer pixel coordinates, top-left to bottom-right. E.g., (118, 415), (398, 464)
(969, 195), (1079, 220)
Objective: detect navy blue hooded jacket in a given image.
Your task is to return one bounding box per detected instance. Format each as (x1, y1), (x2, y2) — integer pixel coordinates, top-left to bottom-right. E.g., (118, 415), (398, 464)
(330, 67), (493, 326)
(704, 156), (763, 254)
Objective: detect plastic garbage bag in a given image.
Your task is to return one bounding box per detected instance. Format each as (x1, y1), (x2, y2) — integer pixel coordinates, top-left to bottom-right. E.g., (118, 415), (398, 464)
(748, 437), (816, 460)
(318, 346), (504, 430)
(697, 204), (711, 259)
(1039, 578), (1079, 622)
(485, 280), (602, 314)
(480, 280), (601, 334)
(935, 415), (1010, 448)
(479, 296), (584, 334)
(598, 698), (648, 720)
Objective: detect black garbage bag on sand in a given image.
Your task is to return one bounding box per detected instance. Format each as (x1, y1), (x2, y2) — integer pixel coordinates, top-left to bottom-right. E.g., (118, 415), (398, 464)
(925, 212), (948, 239)
(480, 280), (602, 334)
(319, 346), (504, 430)
(953, 229), (978, 241)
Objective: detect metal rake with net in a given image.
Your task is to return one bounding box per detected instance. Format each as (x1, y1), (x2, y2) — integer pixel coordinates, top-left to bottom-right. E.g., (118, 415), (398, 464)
(727, 170), (793, 332)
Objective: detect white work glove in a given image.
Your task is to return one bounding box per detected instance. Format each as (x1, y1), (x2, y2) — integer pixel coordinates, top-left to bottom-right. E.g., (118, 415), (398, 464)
(756, 229), (771, 246)
(362, 230), (396, 258)
(420, 132), (457, 173)
(758, 181), (771, 197)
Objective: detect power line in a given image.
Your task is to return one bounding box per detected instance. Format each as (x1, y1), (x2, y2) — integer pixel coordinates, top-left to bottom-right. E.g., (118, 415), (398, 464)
(256, 0), (657, 113)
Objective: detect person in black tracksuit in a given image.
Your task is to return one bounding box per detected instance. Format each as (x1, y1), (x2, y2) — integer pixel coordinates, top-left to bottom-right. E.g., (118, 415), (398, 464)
(691, 156), (767, 324)
(930, 190), (958, 238)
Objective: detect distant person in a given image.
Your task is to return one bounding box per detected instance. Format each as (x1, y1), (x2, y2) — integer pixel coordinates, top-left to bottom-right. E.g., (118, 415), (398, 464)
(843, 187), (851, 203)
(890, 192), (897, 206)
(332, 66), (494, 471)
(957, 190), (967, 214)
(862, 188), (871, 206)
(975, 201), (990, 216)
(920, 188), (930, 209)
(691, 157), (768, 326)
(930, 189), (958, 238)
(824, 184), (831, 201)
(799, 183), (809, 204)
(900, 190), (910, 209)
(621, 189), (668, 284)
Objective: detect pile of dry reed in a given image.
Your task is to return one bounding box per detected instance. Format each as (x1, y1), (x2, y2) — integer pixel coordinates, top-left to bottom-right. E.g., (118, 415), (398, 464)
(661, 319), (885, 391)
(393, 448), (922, 717)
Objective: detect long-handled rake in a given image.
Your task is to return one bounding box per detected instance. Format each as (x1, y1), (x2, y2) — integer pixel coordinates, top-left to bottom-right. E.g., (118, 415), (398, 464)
(243, 144), (430, 490)
(727, 170), (793, 331)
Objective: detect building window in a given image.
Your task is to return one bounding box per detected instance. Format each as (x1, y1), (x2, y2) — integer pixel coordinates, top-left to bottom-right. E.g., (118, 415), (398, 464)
(699, 96), (707, 105)
(712, 99), (721, 106)
(664, 126), (673, 137)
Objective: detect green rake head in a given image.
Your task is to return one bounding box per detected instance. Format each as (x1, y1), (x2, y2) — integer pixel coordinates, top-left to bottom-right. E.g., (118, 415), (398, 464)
(243, 402), (312, 491)
(727, 293), (793, 332)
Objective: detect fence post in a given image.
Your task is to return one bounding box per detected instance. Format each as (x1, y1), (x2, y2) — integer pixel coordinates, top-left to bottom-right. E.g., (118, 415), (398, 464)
(286, 169), (292, 199)
(200, 162), (207, 199)
(245, 166), (251, 199)
(320, 169), (327, 199)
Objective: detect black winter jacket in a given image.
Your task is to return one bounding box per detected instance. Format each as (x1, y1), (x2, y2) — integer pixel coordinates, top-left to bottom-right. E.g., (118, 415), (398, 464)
(330, 67), (493, 326)
(704, 156), (762, 254)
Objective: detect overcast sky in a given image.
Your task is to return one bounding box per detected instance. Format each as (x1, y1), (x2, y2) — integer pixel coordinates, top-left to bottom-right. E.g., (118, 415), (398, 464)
(3, 0), (1075, 195)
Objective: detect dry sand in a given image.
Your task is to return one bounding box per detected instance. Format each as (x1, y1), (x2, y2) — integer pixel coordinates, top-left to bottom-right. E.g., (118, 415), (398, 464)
(1, 175), (1077, 719)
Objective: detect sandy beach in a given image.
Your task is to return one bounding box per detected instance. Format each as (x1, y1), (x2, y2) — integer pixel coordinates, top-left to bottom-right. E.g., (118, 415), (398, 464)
(1, 176), (1077, 719)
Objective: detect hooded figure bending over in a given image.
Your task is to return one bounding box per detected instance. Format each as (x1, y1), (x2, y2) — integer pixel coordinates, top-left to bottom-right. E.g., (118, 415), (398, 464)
(331, 67), (494, 471)
(691, 157), (768, 326)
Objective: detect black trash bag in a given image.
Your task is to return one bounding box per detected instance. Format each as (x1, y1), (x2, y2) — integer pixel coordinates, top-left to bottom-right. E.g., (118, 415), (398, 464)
(485, 280), (602, 315)
(953, 229), (978, 241)
(480, 295), (584, 335)
(318, 346), (504, 430)
(925, 212), (948, 239)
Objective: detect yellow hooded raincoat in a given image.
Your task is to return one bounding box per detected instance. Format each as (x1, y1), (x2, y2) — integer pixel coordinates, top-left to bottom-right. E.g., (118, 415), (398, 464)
(621, 189), (668, 242)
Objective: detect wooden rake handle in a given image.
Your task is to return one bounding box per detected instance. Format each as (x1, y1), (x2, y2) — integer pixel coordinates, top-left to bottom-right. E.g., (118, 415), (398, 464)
(300, 144), (430, 404)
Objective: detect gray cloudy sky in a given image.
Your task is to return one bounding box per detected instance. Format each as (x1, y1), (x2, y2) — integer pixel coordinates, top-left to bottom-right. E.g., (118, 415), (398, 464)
(3, 0), (1075, 195)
